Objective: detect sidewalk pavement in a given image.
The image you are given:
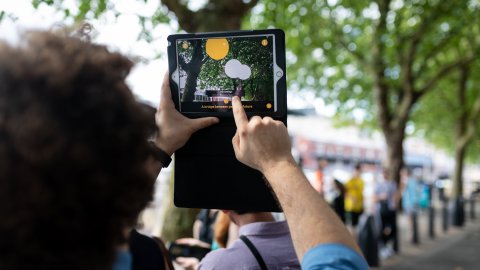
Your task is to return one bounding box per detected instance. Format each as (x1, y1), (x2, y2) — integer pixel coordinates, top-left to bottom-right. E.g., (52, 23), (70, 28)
(378, 201), (480, 270)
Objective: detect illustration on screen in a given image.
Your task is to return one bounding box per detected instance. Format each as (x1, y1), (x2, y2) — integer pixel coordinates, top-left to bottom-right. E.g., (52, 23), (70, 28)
(176, 35), (276, 113)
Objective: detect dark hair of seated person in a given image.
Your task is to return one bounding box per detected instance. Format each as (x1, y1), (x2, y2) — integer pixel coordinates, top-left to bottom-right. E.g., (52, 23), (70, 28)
(0, 31), (156, 270)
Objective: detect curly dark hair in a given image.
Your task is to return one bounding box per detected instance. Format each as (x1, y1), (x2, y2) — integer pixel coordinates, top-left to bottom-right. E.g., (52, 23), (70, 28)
(0, 31), (155, 270)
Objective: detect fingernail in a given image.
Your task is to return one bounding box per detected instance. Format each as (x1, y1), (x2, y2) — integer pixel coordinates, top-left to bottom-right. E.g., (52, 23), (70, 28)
(232, 96), (239, 102)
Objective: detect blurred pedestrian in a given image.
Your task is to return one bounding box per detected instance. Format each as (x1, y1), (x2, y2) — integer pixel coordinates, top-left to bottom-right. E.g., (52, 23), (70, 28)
(401, 168), (421, 244)
(313, 159), (327, 196)
(212, 211), (239, 250)
(374, 169), (398, 259)
(193, 209), (219, 247)
(345, 164), (365, 236)
(332, 179), (346, 223)
(401, 168), (421, 215)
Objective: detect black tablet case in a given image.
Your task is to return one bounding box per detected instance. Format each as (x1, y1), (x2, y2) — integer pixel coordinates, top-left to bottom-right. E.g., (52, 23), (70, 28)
(168, 30), (286, 212)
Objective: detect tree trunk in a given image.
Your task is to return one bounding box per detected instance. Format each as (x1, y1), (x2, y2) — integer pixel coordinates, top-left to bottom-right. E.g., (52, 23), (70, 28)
(384, 129), (405, 183)
(160, 167), (201, 242)
(161, 0), (259, 32)
(182, 40), (204, 102)
(234, 80), (243, 97)
(453, 141), (466, 199)
(450, 66), (470, 227)
(450, 140), (466, 226)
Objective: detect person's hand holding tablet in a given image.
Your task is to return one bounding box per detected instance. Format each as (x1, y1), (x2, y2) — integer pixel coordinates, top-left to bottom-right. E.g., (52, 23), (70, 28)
(153, 72), (219, 156)
(231, 96), (294, 173)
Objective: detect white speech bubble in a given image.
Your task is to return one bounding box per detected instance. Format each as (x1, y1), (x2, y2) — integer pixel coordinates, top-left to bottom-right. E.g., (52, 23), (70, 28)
(225, 59), (251, 80)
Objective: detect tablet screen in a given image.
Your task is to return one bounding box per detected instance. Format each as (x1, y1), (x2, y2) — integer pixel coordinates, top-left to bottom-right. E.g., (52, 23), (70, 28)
(174, 34), (280, 113)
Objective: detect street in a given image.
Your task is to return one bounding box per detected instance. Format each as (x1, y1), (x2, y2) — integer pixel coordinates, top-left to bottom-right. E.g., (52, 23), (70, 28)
(382, 217), (480, 270)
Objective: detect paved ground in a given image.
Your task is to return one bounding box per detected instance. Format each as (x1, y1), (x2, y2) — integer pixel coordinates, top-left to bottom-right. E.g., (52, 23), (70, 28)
(379, 202), (480, 270)
(381, 225), (480, 270)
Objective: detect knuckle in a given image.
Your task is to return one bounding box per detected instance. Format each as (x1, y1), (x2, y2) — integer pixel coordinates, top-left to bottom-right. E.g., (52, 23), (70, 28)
(263, 116), (273, 123)
(250, 116), (261, 123)
(251, 120), (262, 129)
(239, 129), (248, 137)
(250, 116), (263, 126)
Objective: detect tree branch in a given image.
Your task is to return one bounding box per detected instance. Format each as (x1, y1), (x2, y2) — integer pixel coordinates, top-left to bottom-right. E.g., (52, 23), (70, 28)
(466, 86), (480, 141)
(245, 0), (260, 9)
(212, 0), (259, 15)
(326, 5), (368, 67)
(415, 56), (476, 100)
(401, 1), (452, 96)
(471, 91), (480, 121)
(201, 56), (208, 65)
(178, 53), (188, 69)
(416, 23), (467, 75)
(436, 87), (457, 112)
(456, 65), (474, 149)
(161, 0), (195, 32)
(340, 37), (368, 66)
(401, 22), (426, 94)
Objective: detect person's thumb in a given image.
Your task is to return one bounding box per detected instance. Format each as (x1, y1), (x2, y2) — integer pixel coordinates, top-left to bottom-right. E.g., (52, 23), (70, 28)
(189, 117), (219, 133)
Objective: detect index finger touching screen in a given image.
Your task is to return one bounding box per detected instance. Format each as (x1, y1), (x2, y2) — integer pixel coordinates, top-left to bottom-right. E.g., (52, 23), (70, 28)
(232, 96), (248, 129)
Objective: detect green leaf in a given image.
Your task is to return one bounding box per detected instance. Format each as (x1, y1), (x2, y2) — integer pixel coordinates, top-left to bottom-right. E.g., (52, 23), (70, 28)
(76, 0), (92, 21)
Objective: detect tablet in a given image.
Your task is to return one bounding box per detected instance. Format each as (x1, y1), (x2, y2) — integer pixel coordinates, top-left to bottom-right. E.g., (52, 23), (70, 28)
(167, 29), (286, 118)
(166, 30), (286, 212)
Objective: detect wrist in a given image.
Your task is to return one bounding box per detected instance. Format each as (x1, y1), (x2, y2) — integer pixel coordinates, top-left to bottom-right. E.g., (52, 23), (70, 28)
(153, 137), (175, 156)
(262, 158), (298, 180)
(149, 141), (173, 168)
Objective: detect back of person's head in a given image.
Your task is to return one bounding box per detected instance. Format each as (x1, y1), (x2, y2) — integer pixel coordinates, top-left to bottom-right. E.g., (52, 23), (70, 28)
(354, 163), (362, 172)
(412, 168), (422, 179)
(0, 31), (154, 270)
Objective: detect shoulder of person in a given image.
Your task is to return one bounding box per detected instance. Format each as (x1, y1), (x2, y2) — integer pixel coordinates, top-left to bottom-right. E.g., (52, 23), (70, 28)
(198, 246), (240, 269)
(199, 240), (260, 270)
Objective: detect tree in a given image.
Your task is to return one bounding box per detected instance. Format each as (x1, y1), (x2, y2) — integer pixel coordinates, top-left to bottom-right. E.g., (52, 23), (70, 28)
(178, 36), (274, 102)
(251, 0), (480, 185)
(178, 39), (205, 102)
(161, 0), (259, 32)
(414, 57), (480, 226)
(23, 0), (259, 39)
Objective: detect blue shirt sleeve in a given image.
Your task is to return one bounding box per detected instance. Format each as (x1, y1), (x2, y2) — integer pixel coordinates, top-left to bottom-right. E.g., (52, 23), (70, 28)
(302, 243), (369, 270)
(112, 250), (132, 270)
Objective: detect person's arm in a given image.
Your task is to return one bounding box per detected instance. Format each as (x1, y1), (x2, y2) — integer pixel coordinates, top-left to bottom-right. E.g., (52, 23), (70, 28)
(176, 257), (199, 270)
(231, 96), (362, 261)
(151, 72), (219, 176)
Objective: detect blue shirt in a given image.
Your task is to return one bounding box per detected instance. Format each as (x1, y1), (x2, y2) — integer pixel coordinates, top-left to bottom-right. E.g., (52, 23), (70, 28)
(302, 243), (369, 270)
(402, 177), (420, 212)
(113, 250), (132, 270)
(375, 180), (398, 210)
